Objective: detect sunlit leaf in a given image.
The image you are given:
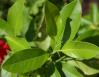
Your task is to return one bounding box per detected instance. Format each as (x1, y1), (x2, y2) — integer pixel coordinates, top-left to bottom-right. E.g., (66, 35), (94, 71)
(5, 36), (30, 52)
(62, 62), (83, 77)
(68, 60), (99, 75)
(51, 67), (61, 77)
(60, 0), (82, 43)
(62, 41), (99, 59)
(54, 0), (82, 50)
(7, 0), (30, 36)
(90, 3), (98, 25)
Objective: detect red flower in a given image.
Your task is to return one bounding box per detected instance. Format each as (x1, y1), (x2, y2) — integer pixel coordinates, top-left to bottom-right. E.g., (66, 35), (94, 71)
(0, 39), (10, 64)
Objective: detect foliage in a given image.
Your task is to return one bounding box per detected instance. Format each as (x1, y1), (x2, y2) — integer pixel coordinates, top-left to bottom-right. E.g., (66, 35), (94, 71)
(0, 0), (99, 77)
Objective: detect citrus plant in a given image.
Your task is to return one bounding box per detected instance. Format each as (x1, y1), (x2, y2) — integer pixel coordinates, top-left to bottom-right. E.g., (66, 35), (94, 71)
(0, 0), (99, 77)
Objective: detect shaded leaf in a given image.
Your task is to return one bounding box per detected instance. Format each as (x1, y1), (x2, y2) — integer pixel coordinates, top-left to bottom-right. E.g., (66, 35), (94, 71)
(0, 19), (13, 35)
(3, 48), (49, 73)
(29, 0), (45, 15)
(45, 0), (58, 37)
(76, 30), (98, 41)
(82, 35), (99, 46)
(61, 18), (72, 46)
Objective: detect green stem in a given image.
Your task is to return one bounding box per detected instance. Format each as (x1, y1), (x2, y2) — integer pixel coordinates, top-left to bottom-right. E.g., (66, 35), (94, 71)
(55, 56), (66, 63)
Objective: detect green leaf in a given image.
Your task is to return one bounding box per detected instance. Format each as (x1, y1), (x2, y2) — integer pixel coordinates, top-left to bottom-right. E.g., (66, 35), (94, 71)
(52, 16), (63, 50)
(53, 0), (81, 50)
(62, 62), (83, 77)
(60, 0), (82, 43)
(45, 0), (58, 37)
(11, 74), (17, 77)
(76, 30), (98, 41)
(36, 36), (51, 51)
(1, 71), (18, 77)
(61, 18), (72, 46)
(45, 0), (59, 19)
(90, 3), (98, 25)
(62, 41), (99, 59)
(68, 60), (99, 75)
(1, 69), (11, 77)
(7, 0), (28, 36)
(5, 36), (30, 52)
(29, 0), (45, 15)
(0, 19), (13, 35)
(21, 8), (32, 36)
(81, 18), (93, 26)
(3, 48), (49, 73)
(51, 67), (61, 77)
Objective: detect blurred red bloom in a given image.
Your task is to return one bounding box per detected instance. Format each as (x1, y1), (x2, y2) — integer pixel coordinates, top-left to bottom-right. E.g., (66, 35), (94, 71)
(0, 39), (10, 64)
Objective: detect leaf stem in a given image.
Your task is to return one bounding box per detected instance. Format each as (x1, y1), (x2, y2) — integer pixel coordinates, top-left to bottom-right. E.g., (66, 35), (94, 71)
(55, 56), (66, 63)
